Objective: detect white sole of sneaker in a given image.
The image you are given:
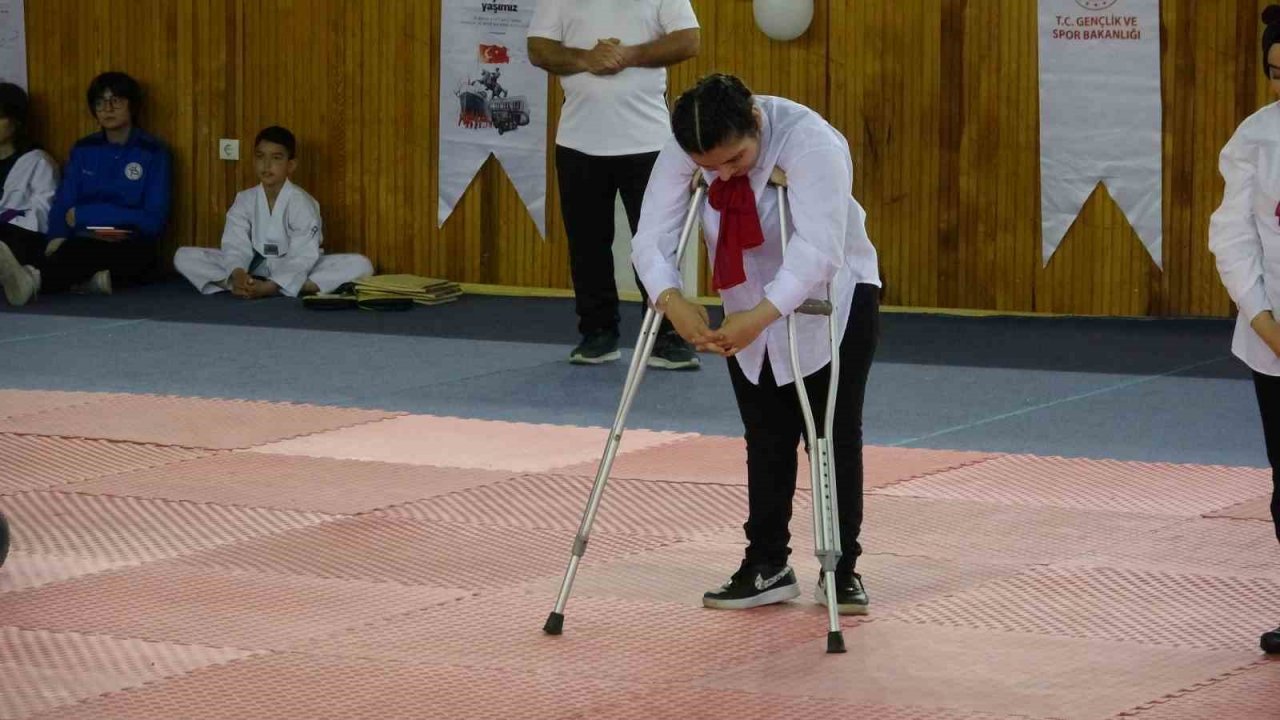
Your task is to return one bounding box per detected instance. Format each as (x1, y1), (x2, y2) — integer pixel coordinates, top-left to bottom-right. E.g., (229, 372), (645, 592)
(71, 271), (112, 296)
(93, 271), (112, 296)
(646, 356), (701, 370)
(569, 350), (621, 365)
(814, 583), (869, 615)
(702, 582), (800, 610)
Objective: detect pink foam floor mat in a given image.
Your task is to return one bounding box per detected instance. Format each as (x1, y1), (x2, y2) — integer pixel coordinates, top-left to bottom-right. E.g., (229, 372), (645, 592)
(1, 389), (1277, 719)
(0, 394), (400, 449)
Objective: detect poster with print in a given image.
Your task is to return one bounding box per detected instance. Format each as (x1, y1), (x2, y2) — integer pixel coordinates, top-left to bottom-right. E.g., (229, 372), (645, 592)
(1039, 0), (1162, 267)
(438, 0), (548, 237)
(0, 0), (26, 88)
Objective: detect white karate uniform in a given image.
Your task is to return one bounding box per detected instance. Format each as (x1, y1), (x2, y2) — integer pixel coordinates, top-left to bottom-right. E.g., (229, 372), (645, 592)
(0, 148), (59, 233)
(175, 180), (372, 297)
(631, 96), (881, 385)
(1210, 101), (1280, 376)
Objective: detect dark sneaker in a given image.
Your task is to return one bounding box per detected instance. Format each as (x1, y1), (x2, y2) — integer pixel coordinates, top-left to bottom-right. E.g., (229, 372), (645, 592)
(703, 563), (800, 610)
(569, 331), (621, 365)
(815, 573), (869, 615)
(648, 332), (700, 370)
(1261, 626), (1280, 654)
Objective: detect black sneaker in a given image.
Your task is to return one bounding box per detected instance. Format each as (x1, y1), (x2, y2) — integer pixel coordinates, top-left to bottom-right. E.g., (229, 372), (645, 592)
(1261, 626), (1280, 654)
(703, 563), (800, 610)
(648, 331), (700, 370)
(569, 331), (621, 365)
(815, 573), (869, 615)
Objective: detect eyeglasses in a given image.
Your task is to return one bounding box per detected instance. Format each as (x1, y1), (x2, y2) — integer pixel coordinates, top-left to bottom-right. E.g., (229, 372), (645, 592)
(92, 96), (127, 111)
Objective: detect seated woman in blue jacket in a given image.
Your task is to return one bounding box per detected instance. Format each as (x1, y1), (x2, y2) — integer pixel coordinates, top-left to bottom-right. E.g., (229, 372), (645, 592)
(0, 71), (171, 305)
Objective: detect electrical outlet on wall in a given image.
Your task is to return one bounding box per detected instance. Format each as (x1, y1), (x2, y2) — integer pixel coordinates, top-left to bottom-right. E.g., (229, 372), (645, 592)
(219, 139), (240, 161)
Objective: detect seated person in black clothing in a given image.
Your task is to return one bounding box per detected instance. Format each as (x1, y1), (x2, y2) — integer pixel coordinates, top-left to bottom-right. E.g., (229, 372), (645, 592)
(0, 71), (171, 306)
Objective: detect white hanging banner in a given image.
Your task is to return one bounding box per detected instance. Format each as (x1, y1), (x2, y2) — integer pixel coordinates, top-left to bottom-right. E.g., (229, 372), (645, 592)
(0, 0), (27, 88)
(1038, 0), (1162, 267)
(438, 0), (548, 237)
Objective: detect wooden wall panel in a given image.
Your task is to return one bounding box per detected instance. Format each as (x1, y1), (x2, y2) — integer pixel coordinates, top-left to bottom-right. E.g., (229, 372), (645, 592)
(830, 0), (946, 309)
(21, 0), (1278, 316)
(188, 0), (238, 257)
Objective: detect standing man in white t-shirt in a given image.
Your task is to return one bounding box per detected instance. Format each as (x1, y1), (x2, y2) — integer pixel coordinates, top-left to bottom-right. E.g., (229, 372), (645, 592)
(528, 0), (701, 368)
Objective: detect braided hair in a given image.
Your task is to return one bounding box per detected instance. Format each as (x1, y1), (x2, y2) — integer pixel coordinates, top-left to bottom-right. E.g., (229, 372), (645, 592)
(671, 73), (757, 155)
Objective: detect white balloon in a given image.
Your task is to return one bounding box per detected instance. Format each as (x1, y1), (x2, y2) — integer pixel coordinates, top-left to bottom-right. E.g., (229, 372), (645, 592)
(753, 0), (814, 42)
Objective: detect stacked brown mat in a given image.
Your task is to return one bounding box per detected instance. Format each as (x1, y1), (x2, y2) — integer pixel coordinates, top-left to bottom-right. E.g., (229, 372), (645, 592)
(304, 275), (462, 310)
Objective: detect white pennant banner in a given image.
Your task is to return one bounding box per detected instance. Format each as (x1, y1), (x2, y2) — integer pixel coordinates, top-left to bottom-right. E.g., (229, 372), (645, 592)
(1038, 0), (1162, 267)
(0, 0), (27, 89)
(438, 0), (548, 237)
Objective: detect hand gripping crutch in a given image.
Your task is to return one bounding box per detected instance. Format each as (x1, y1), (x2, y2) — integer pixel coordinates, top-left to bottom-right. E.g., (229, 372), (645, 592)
(544, 174), (708, 636)
(771, 167), (847, 654)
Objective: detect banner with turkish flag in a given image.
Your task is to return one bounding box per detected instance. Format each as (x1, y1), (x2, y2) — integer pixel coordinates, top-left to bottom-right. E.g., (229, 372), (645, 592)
(438, 0), (548, 237)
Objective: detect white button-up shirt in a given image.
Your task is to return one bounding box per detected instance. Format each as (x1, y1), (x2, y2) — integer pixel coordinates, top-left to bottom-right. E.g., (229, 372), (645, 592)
(1210, 101), (1280, 376)
(632, 96), (881, 385)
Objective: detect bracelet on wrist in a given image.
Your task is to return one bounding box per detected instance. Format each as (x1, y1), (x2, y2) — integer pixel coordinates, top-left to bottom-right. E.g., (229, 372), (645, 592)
(657, 289), (679, 311)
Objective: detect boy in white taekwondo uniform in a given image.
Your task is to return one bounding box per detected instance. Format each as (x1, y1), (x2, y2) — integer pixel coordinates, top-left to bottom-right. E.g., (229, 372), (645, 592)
(174, 126), (372, 298)
(1209, 4), (1280, 655)
(0, 82), (61, 305)
(631, 74), (881, 615)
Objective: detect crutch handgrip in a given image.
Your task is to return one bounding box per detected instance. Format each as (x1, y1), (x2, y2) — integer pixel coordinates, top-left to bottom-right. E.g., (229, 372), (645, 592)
(796, 299), (833, 316)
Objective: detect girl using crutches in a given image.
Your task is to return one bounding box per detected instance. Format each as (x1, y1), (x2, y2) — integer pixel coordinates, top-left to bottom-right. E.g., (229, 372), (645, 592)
(632, 73), (882, 614)
(1209, 3), (1280, 655)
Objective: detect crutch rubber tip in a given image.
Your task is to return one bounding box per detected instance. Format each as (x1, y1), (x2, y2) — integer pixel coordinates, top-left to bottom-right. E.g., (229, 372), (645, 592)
(826, 631), (846, 654)
(543, 612), (565, 635)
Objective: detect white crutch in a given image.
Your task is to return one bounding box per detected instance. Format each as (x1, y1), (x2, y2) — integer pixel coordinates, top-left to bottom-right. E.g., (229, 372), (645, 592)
(771, 167), (847, 654)
(544, 174), (708, 637)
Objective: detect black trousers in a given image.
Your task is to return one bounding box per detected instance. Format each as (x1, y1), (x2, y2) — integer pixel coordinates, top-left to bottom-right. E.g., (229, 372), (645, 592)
(728, 283), (880, 576)
(0, 224), (156, 293)
(555, 145), (674, 338)
(1251, 371), (1280, 543)
(0, 224), (47, 266)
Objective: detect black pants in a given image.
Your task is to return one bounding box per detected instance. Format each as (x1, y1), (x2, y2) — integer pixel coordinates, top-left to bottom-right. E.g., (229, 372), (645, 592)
(555, 145), (674, 338)
(728, 283), (880, 576)
(1251, 371), (1280, 543)
(0, 223), (48, 266)
(0, 224), (156, 293)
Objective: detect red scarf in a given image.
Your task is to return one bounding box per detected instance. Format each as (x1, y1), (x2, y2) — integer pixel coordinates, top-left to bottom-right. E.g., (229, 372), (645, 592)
(707, 174), (765, 291)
